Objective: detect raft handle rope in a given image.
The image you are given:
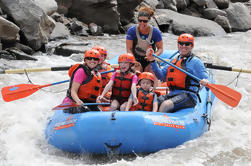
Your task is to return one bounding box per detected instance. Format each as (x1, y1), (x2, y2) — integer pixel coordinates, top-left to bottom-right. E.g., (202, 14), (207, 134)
(225, 70), (241, 87)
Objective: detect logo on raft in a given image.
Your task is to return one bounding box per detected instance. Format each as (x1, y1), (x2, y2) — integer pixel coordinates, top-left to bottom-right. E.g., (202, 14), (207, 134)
(54, 116), (77, 130)
(145, 114), (185, 129)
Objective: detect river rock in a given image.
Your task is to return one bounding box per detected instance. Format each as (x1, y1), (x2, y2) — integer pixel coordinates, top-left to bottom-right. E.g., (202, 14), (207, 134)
(155, 9), (227, 36)
(225, 2), (251, 32)
(50, 22), (70, 40)
(0, 0), (55, 50)
(67, 0), (120, 34)
(202, 8), (227, 20)
(6, 48), (37, 60)
(33, 0), (58, 15)
(214, 0), (230, 9)
(0, 16), (20, 42)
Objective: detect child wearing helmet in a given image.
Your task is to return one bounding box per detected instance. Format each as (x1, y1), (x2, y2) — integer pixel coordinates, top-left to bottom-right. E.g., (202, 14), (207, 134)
(97, 53), (138, 111)
(62, 49), (102, 111)
(125, 72), (158, 112)
(92, 46), (113, 93)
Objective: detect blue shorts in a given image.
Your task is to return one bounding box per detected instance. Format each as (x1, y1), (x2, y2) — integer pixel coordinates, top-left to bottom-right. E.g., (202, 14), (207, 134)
(158, 92), (196, 112)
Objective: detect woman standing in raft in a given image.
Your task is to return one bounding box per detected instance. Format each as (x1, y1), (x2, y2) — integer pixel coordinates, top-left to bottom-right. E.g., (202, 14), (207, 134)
(97, 53), (138, 111)
(146, 33), (210, 113)
(126, 6), (163, 72)
(62, 49), (102, 111)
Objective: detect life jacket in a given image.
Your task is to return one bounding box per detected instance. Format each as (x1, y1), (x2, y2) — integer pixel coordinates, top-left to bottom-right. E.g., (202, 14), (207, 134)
(133, 25), (154, 56)
(67, 64), (102, 102)
(97, 61), (112, 90)
(134, 88), (155, 111)
(111, 70), (134, 103)
(166, 55), (200, 95)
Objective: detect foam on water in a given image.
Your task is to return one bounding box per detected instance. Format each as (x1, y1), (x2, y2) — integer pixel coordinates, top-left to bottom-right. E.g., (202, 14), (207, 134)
(0, 31), (251, 166)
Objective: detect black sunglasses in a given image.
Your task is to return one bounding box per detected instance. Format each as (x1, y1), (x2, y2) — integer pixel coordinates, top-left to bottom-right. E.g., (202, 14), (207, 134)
(85, 57), (99, 61)
(178, 42), (192, 46)
(138, 19), (149, 23)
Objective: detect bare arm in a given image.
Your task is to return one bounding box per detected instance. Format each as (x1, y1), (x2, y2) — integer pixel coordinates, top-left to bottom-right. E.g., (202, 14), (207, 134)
(131, 83), (138, 106)
(152, 101), (158, 112)
(71, 81), (83, 105)
(154, 40), (163, 56)
(125, 98), (133, 111)
(99, 80), (113, 98)
(126, 39), (133, 54)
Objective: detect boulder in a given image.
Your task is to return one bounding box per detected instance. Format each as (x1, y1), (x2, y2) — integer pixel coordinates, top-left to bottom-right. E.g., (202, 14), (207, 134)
(55, 0), (73, 15)
(50, 22), (70, 40)
(118, 0), (143, 25)
(191, 0), (207, 7)
(0, 16), (20, 42)
(67, 0), (120, 34)
(225, 2), (251, 31)
(33, 0), (58, 15)
(214, 0), (230, 9)
(214, 15), (232, 33)
(0, 0), (55, 50)
(176, 0), (190, 11)
(162, 0), (178, 11)
(155, 9), (226, 36)
(202, 8), (227, 20)
(205, 0), (218, 8)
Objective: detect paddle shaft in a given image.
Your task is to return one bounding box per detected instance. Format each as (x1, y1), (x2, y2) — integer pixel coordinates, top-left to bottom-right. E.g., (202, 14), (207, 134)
(83, 103), (110, 106)
(0, 65), (118, 74)
(153, 54), (201, 82)
(204, 63), (251, 73)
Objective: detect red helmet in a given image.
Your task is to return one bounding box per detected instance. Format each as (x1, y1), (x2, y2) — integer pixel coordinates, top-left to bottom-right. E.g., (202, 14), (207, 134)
(118, 53), (135, 63)
(178, 33), (194, 46)
(138, 72), (155, 82)
(92, 46), (107, 57)
(84, 49), (100, 59)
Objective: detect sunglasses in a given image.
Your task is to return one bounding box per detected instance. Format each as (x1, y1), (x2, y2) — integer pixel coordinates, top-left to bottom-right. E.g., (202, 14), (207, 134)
(138, 19), (149, 23)
(178, 42), (192, 46)
(85, 57), (99, 61)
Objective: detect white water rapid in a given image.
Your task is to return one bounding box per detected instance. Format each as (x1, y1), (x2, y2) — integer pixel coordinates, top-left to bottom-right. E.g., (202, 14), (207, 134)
(0, 31), (250, 166)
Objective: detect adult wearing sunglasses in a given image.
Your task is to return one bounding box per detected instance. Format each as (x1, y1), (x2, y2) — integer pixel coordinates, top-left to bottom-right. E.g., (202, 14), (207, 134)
(146, 33), (210, 113)
(126, 6), (163, 72)
(62, 49), (102, 111)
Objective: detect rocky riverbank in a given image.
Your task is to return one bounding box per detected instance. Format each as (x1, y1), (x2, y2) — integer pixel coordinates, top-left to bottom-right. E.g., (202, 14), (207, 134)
(0, 0), (251, 61)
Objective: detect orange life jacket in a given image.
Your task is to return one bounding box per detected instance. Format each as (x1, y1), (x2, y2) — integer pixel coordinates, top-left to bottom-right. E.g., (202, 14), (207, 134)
(166, 55), (198, 91)
(97, 61), (112, 90)
(111, 70), (134, 103)
(135, 88), (155, 111)
(67, 64), (102, 102)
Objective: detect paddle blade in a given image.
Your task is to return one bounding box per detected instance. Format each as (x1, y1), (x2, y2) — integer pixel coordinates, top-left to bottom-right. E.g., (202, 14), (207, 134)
(1, 84), (43, 102)
(207, 83), (242, 107)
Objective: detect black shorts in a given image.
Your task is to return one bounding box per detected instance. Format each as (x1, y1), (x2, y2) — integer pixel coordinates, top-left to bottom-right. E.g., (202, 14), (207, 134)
(158, 92), (196, 112)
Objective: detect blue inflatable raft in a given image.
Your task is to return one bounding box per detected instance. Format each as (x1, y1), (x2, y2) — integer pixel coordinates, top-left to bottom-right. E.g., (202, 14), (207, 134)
(45, 50), (215, 154)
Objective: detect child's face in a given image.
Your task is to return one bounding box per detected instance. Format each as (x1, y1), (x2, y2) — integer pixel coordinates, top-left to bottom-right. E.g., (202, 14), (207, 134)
(119, 62), (130, 72)
(99, 54), (106, 64)
(140, 79), (153, 91)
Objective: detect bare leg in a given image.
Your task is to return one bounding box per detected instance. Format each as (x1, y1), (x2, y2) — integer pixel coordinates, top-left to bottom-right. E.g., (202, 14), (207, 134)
(158, 99), (174, 113)
(120, 102), (128, 111)
(110, 99), (120, 111)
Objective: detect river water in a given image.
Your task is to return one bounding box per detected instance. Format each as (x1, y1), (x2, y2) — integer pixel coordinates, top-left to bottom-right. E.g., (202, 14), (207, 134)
(0, 31), (250, 166)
